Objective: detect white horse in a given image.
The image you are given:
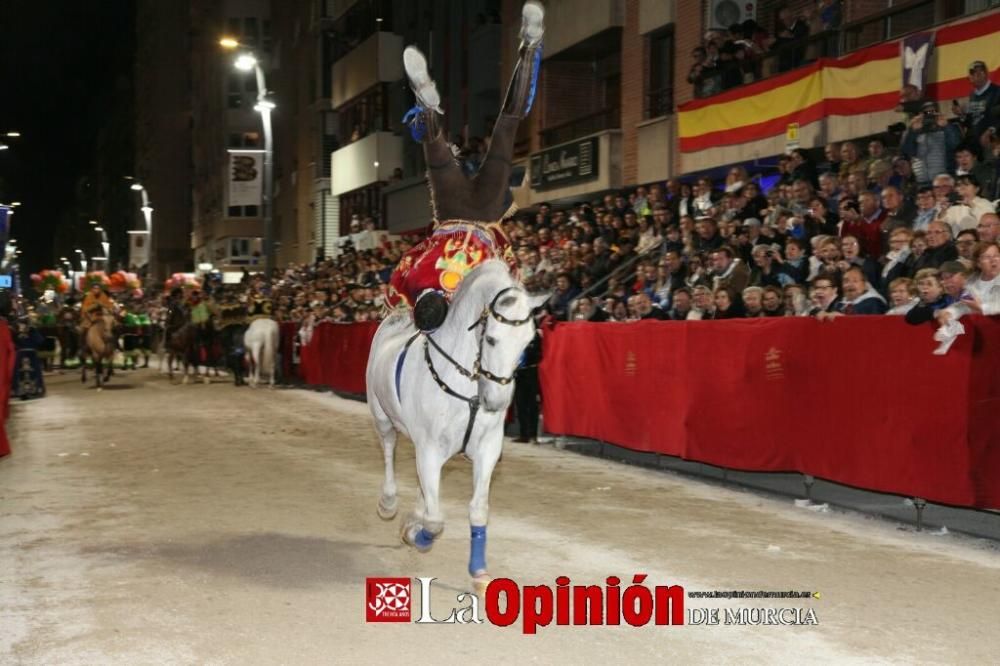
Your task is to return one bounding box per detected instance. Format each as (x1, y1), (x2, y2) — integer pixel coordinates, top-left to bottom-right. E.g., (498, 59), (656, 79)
(244, 317), (279, 388)
(367, 260), (548, 590)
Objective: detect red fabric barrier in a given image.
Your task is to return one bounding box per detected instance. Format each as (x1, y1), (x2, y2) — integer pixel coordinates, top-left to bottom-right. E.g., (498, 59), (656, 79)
(279, 322), (298, 380)
(539, 316), (1000, 509)
(0, 321), (14, 458)
(299, 321), (379, 395)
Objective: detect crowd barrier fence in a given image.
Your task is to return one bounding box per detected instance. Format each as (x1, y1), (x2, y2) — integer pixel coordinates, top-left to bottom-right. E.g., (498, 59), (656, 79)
(296, 317), (1000, 509)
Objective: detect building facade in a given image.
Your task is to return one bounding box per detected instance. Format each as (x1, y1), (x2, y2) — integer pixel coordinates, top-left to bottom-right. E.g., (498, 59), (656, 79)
(134, 0), (196, 279)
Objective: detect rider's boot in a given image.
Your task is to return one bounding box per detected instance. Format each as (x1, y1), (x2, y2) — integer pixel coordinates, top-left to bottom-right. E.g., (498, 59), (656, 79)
(413, 290), (448, 332)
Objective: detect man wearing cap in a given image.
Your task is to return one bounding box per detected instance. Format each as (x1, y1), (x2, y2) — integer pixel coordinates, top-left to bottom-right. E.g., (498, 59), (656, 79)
(955, 61), (1000, 148)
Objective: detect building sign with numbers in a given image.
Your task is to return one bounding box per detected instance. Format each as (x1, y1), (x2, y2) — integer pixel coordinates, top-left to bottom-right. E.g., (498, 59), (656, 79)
(530, 137), (599, 190)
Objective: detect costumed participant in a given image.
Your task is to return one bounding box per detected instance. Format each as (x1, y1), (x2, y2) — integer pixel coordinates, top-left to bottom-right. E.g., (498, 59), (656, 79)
(79, 280), (117, 348)
(247, 287), (273, 320)
(120, 306), (143, 370)
(386, 0), (545, 331)
(187, 288), (217, 365)
(135, 304), (154, 368)
(217, 288), (249, 385)
(57, 297), (80, 369)
(12, 319), (46, 400)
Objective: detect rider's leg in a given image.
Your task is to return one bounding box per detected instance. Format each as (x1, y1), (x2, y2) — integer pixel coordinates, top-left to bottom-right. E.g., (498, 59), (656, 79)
(402, 45), (473, 221)
(473, 1), (545, 220)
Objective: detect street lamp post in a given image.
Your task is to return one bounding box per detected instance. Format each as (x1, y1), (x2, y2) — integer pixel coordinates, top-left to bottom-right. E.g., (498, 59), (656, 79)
(222, 39), (275, 277)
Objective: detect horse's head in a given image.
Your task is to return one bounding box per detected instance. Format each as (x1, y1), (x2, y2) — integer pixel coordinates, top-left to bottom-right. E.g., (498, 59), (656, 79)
(476, 287), (548, 411)
(449, 261), (549, 413)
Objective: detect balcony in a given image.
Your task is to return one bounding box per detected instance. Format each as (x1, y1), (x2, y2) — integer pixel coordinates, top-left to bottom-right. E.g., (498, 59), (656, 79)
(543, 0), (624, 59)
(330, 131), (402, 197)
(330, 31), (403, 109)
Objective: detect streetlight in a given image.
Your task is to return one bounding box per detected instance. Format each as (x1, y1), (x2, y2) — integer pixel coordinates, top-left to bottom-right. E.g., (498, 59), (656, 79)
(220, 36), (275, 276)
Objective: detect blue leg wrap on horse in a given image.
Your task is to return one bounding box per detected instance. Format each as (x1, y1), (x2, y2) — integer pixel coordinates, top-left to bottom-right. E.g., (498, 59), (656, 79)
(414, 528), (436, 549)
(468, 525), (487, 576)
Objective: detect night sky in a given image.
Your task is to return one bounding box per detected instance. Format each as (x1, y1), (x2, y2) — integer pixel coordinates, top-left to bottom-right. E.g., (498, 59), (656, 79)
(0, 0), (134, 274)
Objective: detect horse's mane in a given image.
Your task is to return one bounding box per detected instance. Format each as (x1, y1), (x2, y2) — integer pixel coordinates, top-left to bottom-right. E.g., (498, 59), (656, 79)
(446, 260), (517, 329)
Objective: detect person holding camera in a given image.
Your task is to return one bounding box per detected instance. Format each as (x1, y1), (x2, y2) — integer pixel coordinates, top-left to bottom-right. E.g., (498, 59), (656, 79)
(901, 101), (962, 185)
(953, 61), (1000, 149)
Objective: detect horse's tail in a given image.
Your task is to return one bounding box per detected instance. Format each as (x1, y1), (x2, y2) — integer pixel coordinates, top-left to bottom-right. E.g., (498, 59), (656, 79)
(261, 323), (278, 377)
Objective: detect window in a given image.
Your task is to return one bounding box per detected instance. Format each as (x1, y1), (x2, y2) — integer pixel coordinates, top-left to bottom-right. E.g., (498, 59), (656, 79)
(647, 28), (674, 118)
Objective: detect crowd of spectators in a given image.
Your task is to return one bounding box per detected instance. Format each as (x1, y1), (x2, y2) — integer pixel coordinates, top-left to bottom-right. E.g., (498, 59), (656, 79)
(688, 1), (842, 98)
(243, 63), (999, 340)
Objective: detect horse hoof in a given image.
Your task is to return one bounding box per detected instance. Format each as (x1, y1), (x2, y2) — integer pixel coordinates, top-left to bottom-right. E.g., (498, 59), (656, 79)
(182, 376), (189, 385)
(203, 377), (210, 385)
(401, 523), (434, 553)
(96, 387), (103, 392)
(377, 496), (398, 521)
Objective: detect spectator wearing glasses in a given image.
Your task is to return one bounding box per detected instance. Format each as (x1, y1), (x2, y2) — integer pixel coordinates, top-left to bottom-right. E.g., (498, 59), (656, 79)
(905, 268), (950, 325)
(977, 212), (1000, 243)
(687, 284), (716, 320)
(808, 274), (840, 317)
(912, 185), (938, 232)
(911, 220), (958, 273)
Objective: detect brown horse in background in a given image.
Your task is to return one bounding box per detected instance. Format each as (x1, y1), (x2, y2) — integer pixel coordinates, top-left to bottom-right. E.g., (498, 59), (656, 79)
(166, 322), (200, 383)
(81, 312), (117, 390)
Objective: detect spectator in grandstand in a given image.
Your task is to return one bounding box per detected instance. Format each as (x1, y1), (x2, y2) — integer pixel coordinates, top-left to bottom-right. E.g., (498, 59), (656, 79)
(761, 286), (785, 316)
(817, 172), (842, 211)
(784, 283), (810, 315)
(881, 185), (915, 232)
(886, 277), (919, 315)
(742, 286), (764, 317)
(841, 191), (885, 259)
(713, 287), (744, 319)
(692, 178), (719, 217)
(632, 292), (669, 320)
(939, 260), (973, 302)
(836, 266), (888, 315)
(888, 155), (918, 199)
(573, 295), (609, 322)
(911, 220), (958, 272)
(905, 268), (950, 325)
(838, 234), (881, 288)
(954, 145), (996, 197)
(547, 273), (580, 321)
(912, 185), (938, 232)
(668, 287), (693, 320)
(839, 141), (865, 180)
(692, 216), (725, 253)
(687, 285), (715, 320)
(750, 244), (794, 288)
(808, 274), (840, 316)
(940, 242), (1000, 320)
(954, 174), (996, 227)
(782, 238), (810, 283)
(708, 246), (750, 294)
(881, 227), (916, 294)
(809, 235), (842, 281)
(789, 149), (818, 187)
(866, 138), (894, 181)
(822, 142), (842, 175)
(977, 212), (1000, 243)
(901, 101), (962, 184)
(955, 61), (1000, 148)
(956, 229), (979, 262)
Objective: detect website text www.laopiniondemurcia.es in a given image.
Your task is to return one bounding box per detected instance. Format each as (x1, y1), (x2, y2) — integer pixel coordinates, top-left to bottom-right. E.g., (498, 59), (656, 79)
(366, 576), (820, 634)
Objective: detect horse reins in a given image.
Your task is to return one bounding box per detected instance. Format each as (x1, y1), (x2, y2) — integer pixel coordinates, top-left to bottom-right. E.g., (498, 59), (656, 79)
(403, 286), (534, 454)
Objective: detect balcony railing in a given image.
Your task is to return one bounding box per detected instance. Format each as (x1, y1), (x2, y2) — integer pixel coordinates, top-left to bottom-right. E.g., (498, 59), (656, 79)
(540, 107), (621, 148)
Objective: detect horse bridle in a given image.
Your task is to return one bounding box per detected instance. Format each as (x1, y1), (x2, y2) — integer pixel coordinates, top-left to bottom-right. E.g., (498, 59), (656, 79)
(419, 286), (535, 453)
